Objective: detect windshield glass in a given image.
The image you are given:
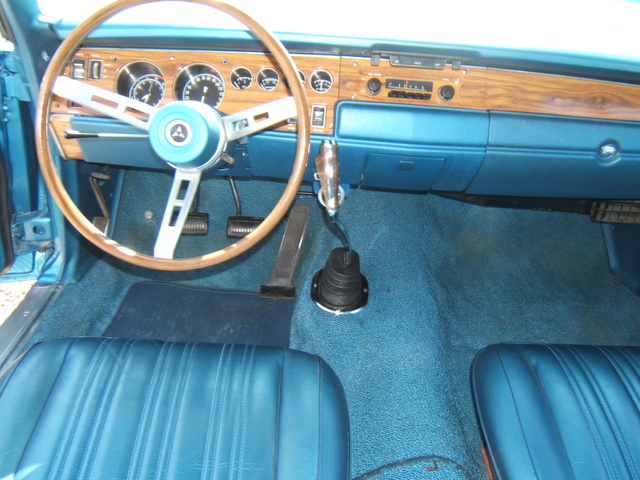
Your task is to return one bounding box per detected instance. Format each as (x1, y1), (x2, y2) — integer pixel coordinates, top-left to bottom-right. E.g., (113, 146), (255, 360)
(38, 0), (640, 63)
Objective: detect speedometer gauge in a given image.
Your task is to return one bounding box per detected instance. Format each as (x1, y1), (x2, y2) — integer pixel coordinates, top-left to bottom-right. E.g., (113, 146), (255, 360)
(174, 64), (225, 108)
(116, 61), (166, 106)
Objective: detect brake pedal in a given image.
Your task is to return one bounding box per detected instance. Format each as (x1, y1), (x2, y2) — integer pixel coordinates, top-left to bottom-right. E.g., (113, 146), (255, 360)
(227, 216), (264, 238)
(226, 177), (264, 238)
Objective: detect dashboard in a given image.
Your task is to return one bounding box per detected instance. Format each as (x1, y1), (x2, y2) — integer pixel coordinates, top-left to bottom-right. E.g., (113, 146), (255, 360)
(52, 47), (640, 160)
(48, 47), (640, 199)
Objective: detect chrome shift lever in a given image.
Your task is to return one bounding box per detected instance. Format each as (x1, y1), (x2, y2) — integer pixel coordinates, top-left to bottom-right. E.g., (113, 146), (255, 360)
(312, 140), (367, 313)
(315, 140), (340, 217)
(315, 140), (351, 257)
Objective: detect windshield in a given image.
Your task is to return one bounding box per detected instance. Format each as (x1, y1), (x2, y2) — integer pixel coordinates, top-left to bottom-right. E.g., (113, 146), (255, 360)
(38, 0), (640, 63)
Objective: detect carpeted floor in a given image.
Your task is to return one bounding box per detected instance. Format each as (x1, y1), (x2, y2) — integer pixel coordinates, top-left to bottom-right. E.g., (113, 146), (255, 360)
(28, 171), (640, 479)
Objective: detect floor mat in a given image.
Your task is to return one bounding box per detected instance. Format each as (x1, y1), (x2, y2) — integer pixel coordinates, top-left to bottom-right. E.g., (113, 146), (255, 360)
(103, 281), (293, 347)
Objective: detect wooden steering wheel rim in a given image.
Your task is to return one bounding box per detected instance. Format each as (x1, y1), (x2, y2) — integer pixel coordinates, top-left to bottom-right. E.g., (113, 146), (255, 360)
(35, 0), (310, 271)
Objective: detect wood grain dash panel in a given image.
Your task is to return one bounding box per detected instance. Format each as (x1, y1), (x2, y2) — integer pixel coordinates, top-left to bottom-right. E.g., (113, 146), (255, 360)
(484, 68), (640, 122)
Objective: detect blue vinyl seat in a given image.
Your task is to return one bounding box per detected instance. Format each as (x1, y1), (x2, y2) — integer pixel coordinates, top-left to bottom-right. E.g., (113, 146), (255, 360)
(0, 337), (349, 480)
(472, 344), (640, 479)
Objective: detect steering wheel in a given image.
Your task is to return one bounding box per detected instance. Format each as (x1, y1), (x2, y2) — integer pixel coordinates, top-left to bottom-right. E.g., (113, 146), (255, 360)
(35, 0), (310, 271)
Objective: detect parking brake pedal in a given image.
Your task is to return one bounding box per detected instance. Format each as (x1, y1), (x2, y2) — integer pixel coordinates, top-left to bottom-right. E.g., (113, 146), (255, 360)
(260, 203), (312, 299)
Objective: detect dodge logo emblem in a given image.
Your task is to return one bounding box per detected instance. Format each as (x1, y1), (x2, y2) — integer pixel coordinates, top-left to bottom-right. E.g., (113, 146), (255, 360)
(165, 120), (192, 146)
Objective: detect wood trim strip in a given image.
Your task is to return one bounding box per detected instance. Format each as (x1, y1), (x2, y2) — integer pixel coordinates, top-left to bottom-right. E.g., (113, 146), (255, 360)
(51, 49), (640, 161)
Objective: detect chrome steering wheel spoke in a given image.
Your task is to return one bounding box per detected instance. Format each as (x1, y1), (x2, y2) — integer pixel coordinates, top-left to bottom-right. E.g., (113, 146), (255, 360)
(223, 96), (297, 142)
(53, 76), (156, 131)
(153, 169), (202, 259)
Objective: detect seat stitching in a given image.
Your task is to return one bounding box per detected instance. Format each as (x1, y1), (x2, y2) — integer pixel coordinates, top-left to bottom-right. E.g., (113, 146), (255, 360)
(134, 343), (174, 478)
(128, 342), (172, 480)
(575, 346), (640, 478)
(83, 339), (134, 478)
(48, 338), (112, 480)
(485, 345), (543, 479)
(201, 344), (228, 480)
(155, 343), (191, 480)
(523, 346), (576, 480)
(208, 344), (233, 480)
(618, 347), (640, 374)
(274, 350), (284, 480)
(615, 347), (640, 394)
(228, 346), (250, 480)
(162, 343), (195, 480)
(316, 356), (323, 480)
(599, 347), (640, 415)
(236, 346), (256, 480)
(14, 339), (77, 476)
(553, 345), (620, 480)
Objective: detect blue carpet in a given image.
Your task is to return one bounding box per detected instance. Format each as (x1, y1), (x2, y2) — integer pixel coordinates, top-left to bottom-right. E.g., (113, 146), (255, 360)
(29, 171), (640, 480)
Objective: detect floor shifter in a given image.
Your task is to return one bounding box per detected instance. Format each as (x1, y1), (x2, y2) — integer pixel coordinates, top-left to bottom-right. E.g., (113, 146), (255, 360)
(311, 140), (368, 313)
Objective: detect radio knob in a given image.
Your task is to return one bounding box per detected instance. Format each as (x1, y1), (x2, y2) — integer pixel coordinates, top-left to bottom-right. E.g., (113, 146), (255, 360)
(439, 85), (455, 101)
(366, 77), (382, 96)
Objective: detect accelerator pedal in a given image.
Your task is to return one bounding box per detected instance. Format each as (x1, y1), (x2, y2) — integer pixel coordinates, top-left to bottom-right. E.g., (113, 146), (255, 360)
(591, 200), (640, 224)
(260, 203), (312, 299)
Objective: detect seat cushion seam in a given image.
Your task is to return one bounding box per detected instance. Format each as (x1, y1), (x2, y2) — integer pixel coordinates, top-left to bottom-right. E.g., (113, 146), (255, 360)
(570, 346), (640, 478)
(599, 347), (640, 414)
(524, 346), (576, 479)
(484, 345), (542, 479)
(83, 339), (135, 478)
(47, 338), (113, 480)
(274, 350), (284, 480)
(127, 341), (172, 480)
(208, 344), (234, 480)
(228, 345), (250, 480)
(201, 344), (228, 480)
(317, 356), (323, 480)
(162, 343), (195, 480)
(236, 346), (256, 480)
(553, 345), (620, 480)
(155, 343), (192, 480)
(13, 339), (78, 476)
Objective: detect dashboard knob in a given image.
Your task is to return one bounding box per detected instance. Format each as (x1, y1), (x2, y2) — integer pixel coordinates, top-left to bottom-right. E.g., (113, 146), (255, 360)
(439, 85), (455, 101)
(366, 77), (382, 96)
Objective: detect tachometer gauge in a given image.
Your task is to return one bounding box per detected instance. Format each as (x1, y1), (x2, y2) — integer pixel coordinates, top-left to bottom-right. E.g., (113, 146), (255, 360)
(310, 69), (333, 93)
(116, 61), (166, 107)
(230, 67), (253, 89)
(174, 64), (225, 108)
(257, 67), (280, 91)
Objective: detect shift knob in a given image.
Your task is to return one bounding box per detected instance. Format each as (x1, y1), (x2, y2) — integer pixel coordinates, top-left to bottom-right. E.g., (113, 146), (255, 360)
(315, 140), (339, 216)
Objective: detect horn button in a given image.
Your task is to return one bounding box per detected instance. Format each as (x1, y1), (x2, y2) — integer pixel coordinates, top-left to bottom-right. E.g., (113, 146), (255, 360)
(149, 101), (227, 171)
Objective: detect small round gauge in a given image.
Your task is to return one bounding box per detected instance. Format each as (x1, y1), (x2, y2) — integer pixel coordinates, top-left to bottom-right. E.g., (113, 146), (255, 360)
(310, 69), (333, 93)
(116, 61), (166, 106)
(174, 64), (225, 108)
(257, 67), (280, 91)
(230, 67), (253, 89)
(284, 69), (306, 91)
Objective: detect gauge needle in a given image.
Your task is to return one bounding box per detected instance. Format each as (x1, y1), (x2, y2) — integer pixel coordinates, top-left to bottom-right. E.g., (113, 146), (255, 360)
(201, 85), (209, 103)
(141, 92), (151, 103)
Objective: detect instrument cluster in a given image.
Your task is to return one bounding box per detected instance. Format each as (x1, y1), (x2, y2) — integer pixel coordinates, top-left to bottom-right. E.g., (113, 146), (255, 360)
(111, 59), (335, 109)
